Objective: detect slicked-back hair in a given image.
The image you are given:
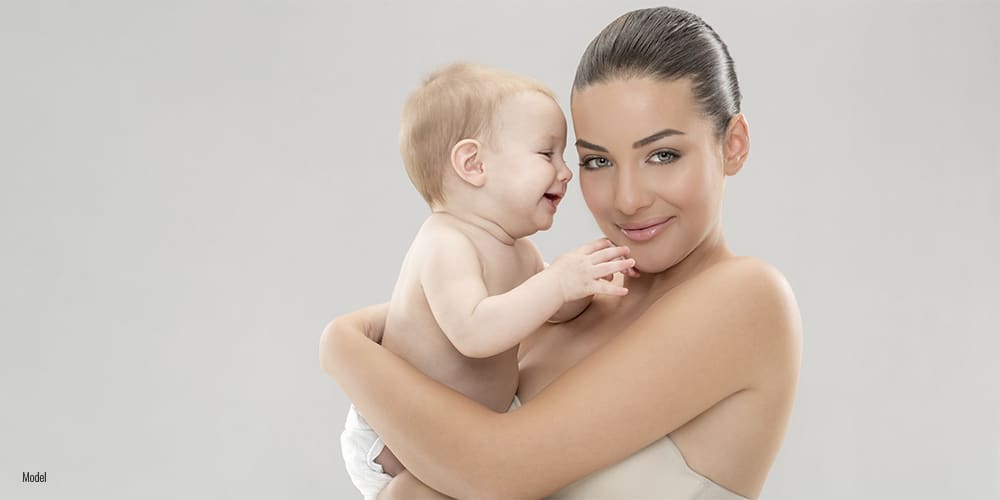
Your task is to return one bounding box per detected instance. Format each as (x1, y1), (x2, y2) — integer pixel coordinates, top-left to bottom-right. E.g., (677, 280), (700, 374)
(573, 7), (741, 138)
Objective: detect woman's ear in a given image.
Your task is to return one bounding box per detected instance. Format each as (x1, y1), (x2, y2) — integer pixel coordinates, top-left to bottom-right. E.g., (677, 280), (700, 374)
(450, 139), (486, 187)
(723, 113), (750, 176)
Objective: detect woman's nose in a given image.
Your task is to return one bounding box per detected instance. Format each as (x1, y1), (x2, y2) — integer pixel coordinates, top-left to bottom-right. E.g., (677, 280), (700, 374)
(614, 167), (653, 215)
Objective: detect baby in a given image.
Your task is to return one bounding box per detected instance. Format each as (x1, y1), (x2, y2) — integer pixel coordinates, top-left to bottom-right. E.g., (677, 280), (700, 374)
(340, 62), (635, 499)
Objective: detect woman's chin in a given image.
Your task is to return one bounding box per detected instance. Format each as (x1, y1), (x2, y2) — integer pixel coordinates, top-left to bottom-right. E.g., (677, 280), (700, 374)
(630, 252), (680, 275)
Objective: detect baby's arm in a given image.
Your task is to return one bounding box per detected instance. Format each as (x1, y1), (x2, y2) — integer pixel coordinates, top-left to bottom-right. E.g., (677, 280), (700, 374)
(536, 261), (593, 324)
(549, 295), (592, 323)
(546, 238), (637, 323)
(547, 258), (595, 323)
(540, 240), (639, 323)
(423, 230), (634, 358)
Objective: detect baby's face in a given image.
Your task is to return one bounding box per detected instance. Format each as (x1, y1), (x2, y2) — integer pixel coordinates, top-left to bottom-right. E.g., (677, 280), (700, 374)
(479, 91), (572, 237)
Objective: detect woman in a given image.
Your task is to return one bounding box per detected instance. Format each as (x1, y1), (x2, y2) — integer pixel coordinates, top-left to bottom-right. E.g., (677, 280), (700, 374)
(321, 7), (801, 499)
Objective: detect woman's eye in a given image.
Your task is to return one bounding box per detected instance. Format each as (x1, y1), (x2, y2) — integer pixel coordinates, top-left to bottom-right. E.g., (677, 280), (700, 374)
(649, 150), (679, 164)
(579, 156), (611, 170)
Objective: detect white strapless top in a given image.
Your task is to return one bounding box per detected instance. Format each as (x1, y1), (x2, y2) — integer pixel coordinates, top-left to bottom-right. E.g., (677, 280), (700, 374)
(545, 434), (748, 500)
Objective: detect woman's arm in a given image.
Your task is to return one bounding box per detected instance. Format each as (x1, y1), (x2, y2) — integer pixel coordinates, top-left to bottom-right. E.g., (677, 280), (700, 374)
(320, 302), (389, 345)
(378, 470), (453, 500)
(321, 258), (801, 499)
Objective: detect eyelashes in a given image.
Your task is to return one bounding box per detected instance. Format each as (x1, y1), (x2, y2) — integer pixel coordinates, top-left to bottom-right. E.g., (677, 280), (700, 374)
(649, 150), (679, 164)
(578, 149), (681, 170)
(579, 156), (611, 170)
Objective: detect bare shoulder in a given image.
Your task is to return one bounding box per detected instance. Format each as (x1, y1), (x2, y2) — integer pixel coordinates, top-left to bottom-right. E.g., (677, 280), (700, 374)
(687, 256), (797, 324)
(713, 256), (800, 373)
(416, 214), (479, 251)
(421, 213), (473, 238)
(651, 256), (802, 377)
(698, 256), (799, 320)
(407, 216), (485, 285)
(513, 237), (545, 272)
(513, 236), (542, 255)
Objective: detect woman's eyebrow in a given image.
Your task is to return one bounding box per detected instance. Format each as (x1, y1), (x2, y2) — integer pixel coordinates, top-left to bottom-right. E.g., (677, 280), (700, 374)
(574, 139), (607, 152)
(633, 128), (685, 148)
(575, 129), (686, 152)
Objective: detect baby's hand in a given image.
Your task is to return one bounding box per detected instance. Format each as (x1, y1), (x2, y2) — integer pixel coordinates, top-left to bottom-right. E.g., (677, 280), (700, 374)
(547, 238), (635, 301)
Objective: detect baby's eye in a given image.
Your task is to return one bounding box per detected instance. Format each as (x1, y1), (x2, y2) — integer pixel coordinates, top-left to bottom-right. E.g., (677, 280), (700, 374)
(648, 150), (680, 164)
(539, 151), (554, 159)
(579, 156), (612, 170)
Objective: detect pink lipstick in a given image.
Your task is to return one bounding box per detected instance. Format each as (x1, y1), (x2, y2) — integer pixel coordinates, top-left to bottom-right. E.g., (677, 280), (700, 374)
(617, 216), (675, 242)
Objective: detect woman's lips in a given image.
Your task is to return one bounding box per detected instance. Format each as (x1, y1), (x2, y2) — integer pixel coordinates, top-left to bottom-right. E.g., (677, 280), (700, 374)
(617, 216), (675, 242)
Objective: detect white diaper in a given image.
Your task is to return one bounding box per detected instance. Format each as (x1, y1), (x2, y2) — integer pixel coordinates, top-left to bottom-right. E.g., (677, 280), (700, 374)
(341, 395), (522, 500)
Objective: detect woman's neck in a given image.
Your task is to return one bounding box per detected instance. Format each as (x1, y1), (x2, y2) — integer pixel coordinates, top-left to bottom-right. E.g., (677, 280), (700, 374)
(625, 226), (734, 302)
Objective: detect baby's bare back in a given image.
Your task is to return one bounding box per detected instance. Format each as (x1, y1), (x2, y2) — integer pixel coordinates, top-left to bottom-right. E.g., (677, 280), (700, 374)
(381, 215), (539, 413)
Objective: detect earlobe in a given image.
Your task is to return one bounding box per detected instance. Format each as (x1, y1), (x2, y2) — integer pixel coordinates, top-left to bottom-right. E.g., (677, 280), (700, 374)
(723, 114), (750, 176)
(450, 139), (486, 187)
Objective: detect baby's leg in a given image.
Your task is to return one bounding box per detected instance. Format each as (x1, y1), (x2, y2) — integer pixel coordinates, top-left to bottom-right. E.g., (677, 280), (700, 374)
(377, 470), (453, 500)
(374, 446), (405, 477)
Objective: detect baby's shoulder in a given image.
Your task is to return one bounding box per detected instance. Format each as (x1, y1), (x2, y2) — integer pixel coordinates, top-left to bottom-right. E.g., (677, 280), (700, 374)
(416, 213), (478, 244)
(409, 214), (483, 265)
(512, 237), (544, 265)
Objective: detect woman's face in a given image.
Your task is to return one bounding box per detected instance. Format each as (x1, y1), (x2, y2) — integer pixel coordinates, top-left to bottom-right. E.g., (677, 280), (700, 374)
(570, 77), (746, 273)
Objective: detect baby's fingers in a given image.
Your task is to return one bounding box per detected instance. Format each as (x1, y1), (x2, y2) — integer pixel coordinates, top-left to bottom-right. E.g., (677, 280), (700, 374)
(575, 238), (614, 255)
(590, 280), (629, 296)
(593, 258), (635, 277)
(589, 244), (630, 263)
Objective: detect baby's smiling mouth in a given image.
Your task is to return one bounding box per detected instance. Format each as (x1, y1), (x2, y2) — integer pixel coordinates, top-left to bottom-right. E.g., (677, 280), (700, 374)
(543, 192), (563, 209)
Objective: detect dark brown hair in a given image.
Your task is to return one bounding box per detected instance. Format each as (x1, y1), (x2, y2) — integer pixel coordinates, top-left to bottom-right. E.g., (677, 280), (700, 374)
(573, 7), (741, 138)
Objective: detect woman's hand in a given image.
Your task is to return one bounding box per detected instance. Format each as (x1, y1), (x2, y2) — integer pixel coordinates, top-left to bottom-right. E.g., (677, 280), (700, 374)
(319, 302), (390, 397)
(319, 302), (388, 369)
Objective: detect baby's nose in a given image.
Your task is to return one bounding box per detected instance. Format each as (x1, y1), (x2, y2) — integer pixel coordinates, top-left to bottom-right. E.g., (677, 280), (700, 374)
(557, 159), (572, 183)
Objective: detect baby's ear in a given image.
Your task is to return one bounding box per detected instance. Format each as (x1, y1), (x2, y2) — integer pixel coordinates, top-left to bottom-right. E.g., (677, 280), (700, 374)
(450, 139), (486, 187)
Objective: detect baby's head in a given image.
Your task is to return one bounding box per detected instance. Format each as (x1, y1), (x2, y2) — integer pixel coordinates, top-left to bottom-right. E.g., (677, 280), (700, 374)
(400, 62), (572, 239)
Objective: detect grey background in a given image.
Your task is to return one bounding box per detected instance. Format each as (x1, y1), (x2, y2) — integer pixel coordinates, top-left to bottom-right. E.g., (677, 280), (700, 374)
(2, 1), (998, 499)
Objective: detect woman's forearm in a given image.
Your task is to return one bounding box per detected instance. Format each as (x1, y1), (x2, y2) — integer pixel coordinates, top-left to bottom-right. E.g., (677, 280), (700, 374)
(320, 308), (634, 498)
(378, 470), (453, 500)
(320, 315), (509, 497)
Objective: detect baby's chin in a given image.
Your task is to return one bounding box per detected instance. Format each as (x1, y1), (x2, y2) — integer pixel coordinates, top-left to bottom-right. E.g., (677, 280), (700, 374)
(505, 223), (549, 239)
(532, 216), (555, 233)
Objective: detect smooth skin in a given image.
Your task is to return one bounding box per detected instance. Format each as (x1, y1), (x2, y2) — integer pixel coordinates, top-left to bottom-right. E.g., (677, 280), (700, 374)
(321, 77), (802, 499)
